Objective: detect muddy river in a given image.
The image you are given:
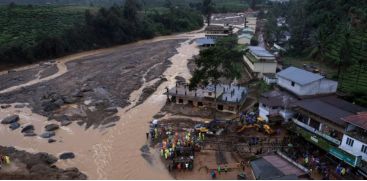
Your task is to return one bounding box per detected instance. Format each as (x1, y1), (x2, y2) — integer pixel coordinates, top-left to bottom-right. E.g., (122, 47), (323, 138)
(0, 30), (204, 179)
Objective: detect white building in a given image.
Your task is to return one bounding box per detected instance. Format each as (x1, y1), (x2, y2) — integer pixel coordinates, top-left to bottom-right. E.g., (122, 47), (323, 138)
(340, 112), (367, 163)
(263, 73), (277, 85)
(259, 90), (297, 122)
(243, 46), (277, 78)
(276, 67), (338, 97)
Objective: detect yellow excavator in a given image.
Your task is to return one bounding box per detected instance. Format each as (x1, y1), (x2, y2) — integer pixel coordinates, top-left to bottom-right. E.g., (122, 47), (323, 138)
(237, 116), (275, 135)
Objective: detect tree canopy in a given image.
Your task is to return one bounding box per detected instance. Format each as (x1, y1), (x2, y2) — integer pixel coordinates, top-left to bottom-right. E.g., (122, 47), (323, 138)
(189, 36), (244, 89)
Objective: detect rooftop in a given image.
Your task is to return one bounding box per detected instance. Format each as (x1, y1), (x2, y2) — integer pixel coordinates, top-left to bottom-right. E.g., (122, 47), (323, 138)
(260, 90), (297, 107)
(277, 66), (324, 85)
(168, 84), (247, 104)
(247, 46), (275, 58)
(342, 112), (367, 130)
(195, 37), (215, 46)
(250, 154), (306, 180)
(205, 25), (230, 31)
(296, 96), (366, 127)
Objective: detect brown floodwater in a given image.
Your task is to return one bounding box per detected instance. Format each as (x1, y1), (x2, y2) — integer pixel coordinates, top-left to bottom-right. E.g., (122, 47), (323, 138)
(0, 30), (204, 179)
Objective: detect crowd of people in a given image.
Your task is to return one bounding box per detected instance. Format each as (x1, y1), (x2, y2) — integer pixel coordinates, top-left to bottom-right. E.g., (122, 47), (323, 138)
(148, 120), (206, 172)
(281, 135), (357, 180)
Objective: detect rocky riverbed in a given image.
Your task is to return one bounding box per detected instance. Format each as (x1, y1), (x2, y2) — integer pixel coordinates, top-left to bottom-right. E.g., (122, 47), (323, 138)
(0, 146), (86, 179)
(0, 39), (184, 129)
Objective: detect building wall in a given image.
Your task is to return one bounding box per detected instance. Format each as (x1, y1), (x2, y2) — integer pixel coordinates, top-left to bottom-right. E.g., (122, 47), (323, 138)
(243, 55), (255, 71)
(173, 95), (238, 114)
(253, 62), (277, 75)
(340, 135), (367, 162)
(243, 55), (277, 77)
(238, 38), (251, 45)
(277, 77), (337, 96)
(263, 76), (277, 85)
(259, 104), (293, 123)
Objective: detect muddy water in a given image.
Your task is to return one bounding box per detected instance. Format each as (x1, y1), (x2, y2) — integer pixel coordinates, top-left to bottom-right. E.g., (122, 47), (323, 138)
(0, 31), (204, 179)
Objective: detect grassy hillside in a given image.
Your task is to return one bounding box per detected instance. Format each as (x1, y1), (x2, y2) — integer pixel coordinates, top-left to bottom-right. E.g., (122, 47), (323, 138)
(0, 5), (96, 47)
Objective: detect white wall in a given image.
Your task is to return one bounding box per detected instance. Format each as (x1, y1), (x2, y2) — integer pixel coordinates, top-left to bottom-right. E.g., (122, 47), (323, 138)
(277, 77), (337, 96)
(263, 76), (277, 85)
(340, 135), (367, 161)
(253, 62), (277, 74)
(243, 55), (255, 71)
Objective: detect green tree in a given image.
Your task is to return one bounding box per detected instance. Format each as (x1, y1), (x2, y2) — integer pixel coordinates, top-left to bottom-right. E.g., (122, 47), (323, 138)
(123, 0), (141, 22)
(189, 36), (244, 89)
(202, 0), (214, 25)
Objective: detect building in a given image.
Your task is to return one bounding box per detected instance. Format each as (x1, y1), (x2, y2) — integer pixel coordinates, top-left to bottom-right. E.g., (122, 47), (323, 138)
(243, 46), (277, 78)
(259, 90), (297, 123)
(238, 27), (255, 45)
(341, 112), (367, 177)
(290, 96), (366, 167)
(262, 73), (277, 85)
(277, 66), (338, 97)
(250, 153), (308, 180)
(195, 37), (215, 47)
(204, 24), (233, 39)
(166, 83), (247, 114)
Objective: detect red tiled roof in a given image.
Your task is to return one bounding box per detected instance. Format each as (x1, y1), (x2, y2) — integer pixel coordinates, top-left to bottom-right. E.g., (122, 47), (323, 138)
(342, 112), (367, 130)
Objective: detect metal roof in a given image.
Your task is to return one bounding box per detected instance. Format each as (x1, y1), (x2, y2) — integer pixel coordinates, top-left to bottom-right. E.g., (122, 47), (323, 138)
(195, 37), (215, 46)
(251, 158), (284, 179)
(250, 154), (305, 180)
(296, 96), (366, 127)
(277, 66), (324, 85)
(238, 33), (253, 39)
(248, 46), (275, 58)
(342, 112), (367, 130)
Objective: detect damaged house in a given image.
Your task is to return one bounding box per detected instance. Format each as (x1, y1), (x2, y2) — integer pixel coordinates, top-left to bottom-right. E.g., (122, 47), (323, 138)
(166, 83), (247, 114)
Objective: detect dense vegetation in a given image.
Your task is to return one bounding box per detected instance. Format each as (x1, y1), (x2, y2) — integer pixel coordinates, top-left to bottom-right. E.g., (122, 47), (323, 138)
(1, 0), (251, 12)
(0, 0), (203, 67)
(189, 36), (244, 89)
(264, 0), (367, 106)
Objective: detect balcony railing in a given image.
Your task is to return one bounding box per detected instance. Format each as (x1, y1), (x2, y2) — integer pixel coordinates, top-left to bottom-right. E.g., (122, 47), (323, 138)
(292, 118), (341, 145)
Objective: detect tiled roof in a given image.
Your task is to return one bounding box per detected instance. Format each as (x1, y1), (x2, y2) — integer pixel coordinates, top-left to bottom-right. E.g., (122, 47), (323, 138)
(342, 112), (367, 130)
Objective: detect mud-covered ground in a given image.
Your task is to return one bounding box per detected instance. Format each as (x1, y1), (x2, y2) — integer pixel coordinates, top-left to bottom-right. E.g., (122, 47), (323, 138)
(0, 39), (185, 129)
(0, 146), (86, 179)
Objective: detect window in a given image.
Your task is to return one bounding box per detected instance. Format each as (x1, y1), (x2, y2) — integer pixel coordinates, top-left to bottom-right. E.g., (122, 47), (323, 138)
(217, 105), (224, 110)
(346, 138), (354, 147)
(291, 81), (295, 87)
(198, 102), (203, 107)
(361, 145), (367, 154)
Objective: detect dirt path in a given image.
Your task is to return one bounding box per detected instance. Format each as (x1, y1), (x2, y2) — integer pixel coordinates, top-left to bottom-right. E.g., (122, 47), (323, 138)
(0, 28), (204, 179)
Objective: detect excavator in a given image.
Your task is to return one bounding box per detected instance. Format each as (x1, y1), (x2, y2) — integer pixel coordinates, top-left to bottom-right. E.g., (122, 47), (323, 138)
(237, 115), (275, 135)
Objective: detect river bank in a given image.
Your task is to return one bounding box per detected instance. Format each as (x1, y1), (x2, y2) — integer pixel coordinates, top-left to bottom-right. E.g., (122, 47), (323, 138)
(0, 28), (205, 179)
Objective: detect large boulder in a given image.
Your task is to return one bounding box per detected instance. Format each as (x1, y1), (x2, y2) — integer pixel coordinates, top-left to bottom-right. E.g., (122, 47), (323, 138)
(21, 125), (35, 133)
(35, 152), (58, 164)
(62, 96), (77, 104)
(60, 120), (72, 127)
(0, 104), (11, 109)
(40, 131), (55, 139)
(59, 152), (75, 160)
(24, 132), (37, 137)
(42, 101), (60, 112)
(1, 115), (19, 124)
(104, 107), (118, 114)
(9, 122), (20, 130)
(48, 139), (57, 143)
(44, 124), (59, 131)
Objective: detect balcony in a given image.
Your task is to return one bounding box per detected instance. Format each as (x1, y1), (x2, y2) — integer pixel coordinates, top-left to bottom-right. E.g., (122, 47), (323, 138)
(292, 118), (341, 145)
